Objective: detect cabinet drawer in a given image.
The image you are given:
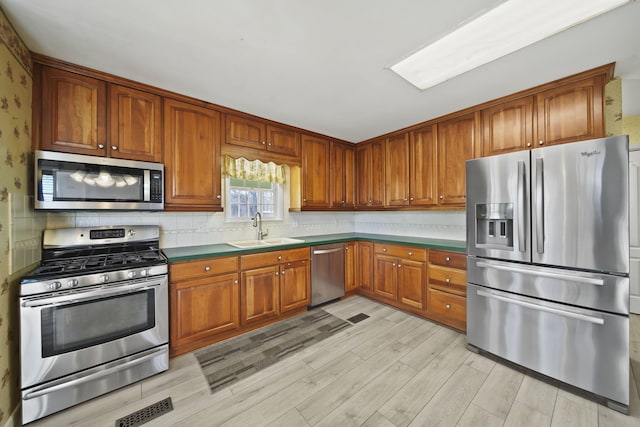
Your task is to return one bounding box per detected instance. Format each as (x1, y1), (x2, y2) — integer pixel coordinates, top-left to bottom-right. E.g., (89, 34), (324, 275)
(429, 250), (466, 269)
(428, 288), (466, 331)
(170, 256), (238, 281)
(428, 265), (466, 296)
(241, 247), (309, 270)
(374, 243), (427, 262)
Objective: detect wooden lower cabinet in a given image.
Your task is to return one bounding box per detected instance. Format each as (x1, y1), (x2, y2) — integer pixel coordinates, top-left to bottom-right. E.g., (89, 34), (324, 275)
(344, 241), (358, 292)
(169, 256), (240, 356)
(357, 241), (374, 292)
(280, 259), (310, 313)
(426, 250), (467, 331)
(241, 265), (280, 325)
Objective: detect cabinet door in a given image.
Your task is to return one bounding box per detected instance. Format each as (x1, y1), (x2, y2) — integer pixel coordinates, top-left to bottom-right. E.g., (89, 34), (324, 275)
(358, 241), (374, 291)
(374, 254), (398, 300)
(437, 112), (477, 206)
(482, 96), (533, 156)
(108, 84), (162, 162)
(171, 273), (239, 349)
(225, 114), (266, 150)
(241, 265), (280, 325)
(385, 134), (410, 207)
(330, 142), (355, 208)
(164, 98), (221, 209)
(280, 260), (310, 313)
(345, 241), (358, 292)
(301, 134), (331, 208)
(40, 66), (107, 155)
(369, 140), (386, 207)
(397, 259), (426, 310)
(356, 144), (371, 207)
(266, 124), (300, 157)
(410, 125), (438, 206)
(536, 75), (605, 147)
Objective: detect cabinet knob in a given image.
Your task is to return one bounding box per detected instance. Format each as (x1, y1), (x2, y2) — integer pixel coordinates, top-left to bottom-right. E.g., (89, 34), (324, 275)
(398, 264), (402, 268)
(98, 144), (105, 149)
(282, 271), (286, 275)
(234, 279), (238, 284)
(392, 263), (396, 267)
(445, 278), (451, 283)
(303, 198), (307, 202)
(275, 271), (279, 276)
(527, 142), (532, 147)
(410, 197), (414, 201)
(268, 142), (272, 146)
(445, 256), (451, 262)
(111, 145), (118, 151)
(539, 140), (544, 145)
(439, 195), (444, 200)
(445, 304), (451, 310)
(262, 141), (266, 145)
(341, 200), (345, 204)
(204, 266), (211, 272)
(408, 251), (413, 256)
(278, 256), (282, 260)
(404, 198), (408, 201)
(216, 195), (221, 199)
(383, 248), (387, 252)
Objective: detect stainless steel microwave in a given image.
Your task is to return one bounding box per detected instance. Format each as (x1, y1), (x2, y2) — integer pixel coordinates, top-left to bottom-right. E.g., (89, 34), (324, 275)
(34, 150), (164, 211)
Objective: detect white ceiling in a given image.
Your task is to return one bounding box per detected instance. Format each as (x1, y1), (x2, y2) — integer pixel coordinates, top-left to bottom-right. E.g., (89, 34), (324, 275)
(2, 0), (640, 143)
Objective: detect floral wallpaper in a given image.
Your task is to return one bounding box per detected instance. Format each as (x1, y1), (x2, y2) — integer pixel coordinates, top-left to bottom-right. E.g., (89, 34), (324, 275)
(0, 6), (32, 424)
(604, 77), (622, 137)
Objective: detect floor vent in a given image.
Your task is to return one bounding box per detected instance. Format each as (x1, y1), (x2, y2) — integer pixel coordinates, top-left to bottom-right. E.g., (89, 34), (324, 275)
(346, 313), (370, 324)
(115, 397), (173, 427)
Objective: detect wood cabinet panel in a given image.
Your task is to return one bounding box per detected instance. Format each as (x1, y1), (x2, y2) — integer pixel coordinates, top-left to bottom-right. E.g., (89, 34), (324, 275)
(240, 247), (309, 270)
(428, 265), (466, 296)
(330, 142), (355, 208)
(398, 259), (427, 310)
(171, 273), (239, 348)
(108, 84), (162, 162)
(301, 134), (331, 208)
(410, 125), (438, 206)
(163, 98), (221, 209)
(356, 140), (385, 208)
(225, 114), (266, 150)
(385, 134), (410, 207)
(428, 250), (466, 269)
(374, 255), (398, 300)
(358, 241), (374, 291)
(536, 75), (604, 147)
(482, 97), (534, 157)
(241, 265), (280, 325)
(170, 256), (239, 281)
(345, 241), (358, 292)
(280, 259), (310, 312)
(374, 243), (427, 262)
(427, 288), (466, 331)
(40, 66), (107, 156)
(437, 112), (477, 206)
(266, 124), (300, 157)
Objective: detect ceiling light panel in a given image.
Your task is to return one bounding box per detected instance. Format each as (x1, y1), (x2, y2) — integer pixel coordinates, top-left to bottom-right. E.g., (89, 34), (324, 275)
(391, 0), (630, 90)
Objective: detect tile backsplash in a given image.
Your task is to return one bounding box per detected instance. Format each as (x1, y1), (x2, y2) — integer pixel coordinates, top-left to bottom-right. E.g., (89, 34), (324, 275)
(9, 193), (46, 273)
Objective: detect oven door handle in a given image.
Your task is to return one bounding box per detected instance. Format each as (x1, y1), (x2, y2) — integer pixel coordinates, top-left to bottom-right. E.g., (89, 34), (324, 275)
(21, 281), (163, 308)
(23, 347), (166, 400)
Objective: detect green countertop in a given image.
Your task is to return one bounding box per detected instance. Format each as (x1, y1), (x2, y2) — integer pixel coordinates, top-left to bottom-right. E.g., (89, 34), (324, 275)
(163, 233), (466, 262)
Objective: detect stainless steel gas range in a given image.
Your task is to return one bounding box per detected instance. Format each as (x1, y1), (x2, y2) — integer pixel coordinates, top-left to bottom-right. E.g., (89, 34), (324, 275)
(20, 225), (169, 424)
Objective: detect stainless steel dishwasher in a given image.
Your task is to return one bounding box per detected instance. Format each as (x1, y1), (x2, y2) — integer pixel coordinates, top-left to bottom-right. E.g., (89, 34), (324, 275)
(310, 243), (345, 307)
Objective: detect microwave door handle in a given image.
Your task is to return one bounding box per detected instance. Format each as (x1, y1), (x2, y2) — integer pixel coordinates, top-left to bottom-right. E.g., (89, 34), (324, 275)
(143, 170), (151, 202)
(535, 158), (544, 254)
(517, 161), (526, 252)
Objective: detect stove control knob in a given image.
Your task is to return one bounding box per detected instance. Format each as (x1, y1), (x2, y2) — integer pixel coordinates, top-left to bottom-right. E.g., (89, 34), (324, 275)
(100, 275), (110, 283)
(66, 279), (78, 288)
(48, 281), (62, 290)
(139, 269), (148, 277)
(127, 271), (136, 279)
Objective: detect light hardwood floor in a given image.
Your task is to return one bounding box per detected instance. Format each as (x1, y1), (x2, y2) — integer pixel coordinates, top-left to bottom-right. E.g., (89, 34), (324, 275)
(31, 296), (640, 426)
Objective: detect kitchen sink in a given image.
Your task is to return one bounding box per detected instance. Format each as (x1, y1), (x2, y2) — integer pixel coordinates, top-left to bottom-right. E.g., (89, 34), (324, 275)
(226, 237), (305, 249)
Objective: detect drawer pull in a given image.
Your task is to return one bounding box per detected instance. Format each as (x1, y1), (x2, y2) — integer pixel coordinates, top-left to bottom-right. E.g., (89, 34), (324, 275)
(445, 304), (451, 310)
(204, 266), (211, 272)
(408, 251), (413, 256)
(383, 248), (387, 252)
(445, 256), (451, 262)
(278, 256), (282, 260)
(445, 278), (450, 283)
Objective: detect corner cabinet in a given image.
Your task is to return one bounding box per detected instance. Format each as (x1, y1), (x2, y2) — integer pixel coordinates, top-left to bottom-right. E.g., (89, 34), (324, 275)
(437, 112), (478, 206)
(163, 98), (222, 211)
(169, 256), (240, 356)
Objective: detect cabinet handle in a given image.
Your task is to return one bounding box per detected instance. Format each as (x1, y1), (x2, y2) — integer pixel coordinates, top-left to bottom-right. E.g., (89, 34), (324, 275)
(539, 140), (544, 146)
(445, 304), (451, 310)
(445, 278), (451, 283)
(111, 145), (118, 151)
(98, 144), (105, 149)
(445, 256), (451, 262)
(216, 195), (221, 199)
(204, 266), (211, 272)
(275, 271), (279, 276)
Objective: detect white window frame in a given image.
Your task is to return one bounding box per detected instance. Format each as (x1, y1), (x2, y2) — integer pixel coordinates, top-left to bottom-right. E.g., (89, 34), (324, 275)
(224, 177), (283, 222)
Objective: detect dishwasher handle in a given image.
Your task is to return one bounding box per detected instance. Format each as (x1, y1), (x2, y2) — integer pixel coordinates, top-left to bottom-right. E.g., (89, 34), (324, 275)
(312, 248), (344, 255)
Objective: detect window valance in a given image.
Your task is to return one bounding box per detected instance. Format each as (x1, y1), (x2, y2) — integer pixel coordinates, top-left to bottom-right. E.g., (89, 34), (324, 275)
(222, 155), (286, 184)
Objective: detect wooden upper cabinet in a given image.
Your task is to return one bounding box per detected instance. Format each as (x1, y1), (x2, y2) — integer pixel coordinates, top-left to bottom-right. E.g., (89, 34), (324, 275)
(385, 133), (410, 207)
(437, 112), (478, 206)
(410, 125), (438, 206)
(536, 75), (605, 147)
(301, 134), (331, 208)
(482, 97), (534, 157)
(108, 84), (162, 162)
(40, 66), (107, 156)
(330, 142), (355, 208)
(163, 98), (221, 210)
(356, 140), (385, 208)
(225, 114), (300, 158)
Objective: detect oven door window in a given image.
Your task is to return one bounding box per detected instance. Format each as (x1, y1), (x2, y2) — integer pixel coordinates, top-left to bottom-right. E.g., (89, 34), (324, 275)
(40, 289), (155, 357)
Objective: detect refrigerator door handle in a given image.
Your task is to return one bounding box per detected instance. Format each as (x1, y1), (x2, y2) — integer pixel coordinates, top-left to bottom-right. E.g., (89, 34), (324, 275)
(476, 289), (605, 325)
(517, 161), (526, 252)
(475, 261), (605, 286)
(535, 157), (544, 254)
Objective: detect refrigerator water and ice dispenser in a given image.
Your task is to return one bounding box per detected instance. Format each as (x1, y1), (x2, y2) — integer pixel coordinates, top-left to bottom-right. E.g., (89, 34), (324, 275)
(475, 203), (514, 249)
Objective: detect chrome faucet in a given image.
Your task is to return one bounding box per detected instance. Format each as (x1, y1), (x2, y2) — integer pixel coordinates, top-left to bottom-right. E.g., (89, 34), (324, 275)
(251, 212), (268, 240)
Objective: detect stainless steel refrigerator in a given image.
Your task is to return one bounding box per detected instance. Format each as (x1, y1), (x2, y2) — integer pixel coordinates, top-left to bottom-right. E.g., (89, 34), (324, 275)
(466, 135), (630, 413)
